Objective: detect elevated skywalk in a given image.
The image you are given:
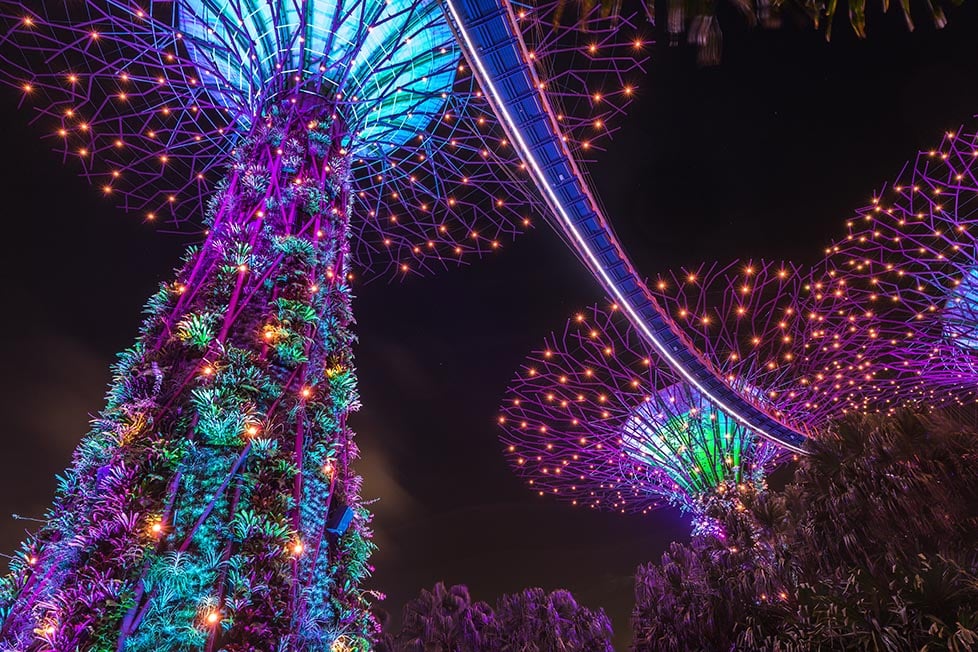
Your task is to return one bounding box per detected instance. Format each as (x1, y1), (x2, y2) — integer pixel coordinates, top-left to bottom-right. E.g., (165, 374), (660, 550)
(441, 0), (809, 452)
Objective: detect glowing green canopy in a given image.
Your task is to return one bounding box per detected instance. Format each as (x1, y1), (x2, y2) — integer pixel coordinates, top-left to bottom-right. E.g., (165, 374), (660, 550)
(622, 384), (773, 499)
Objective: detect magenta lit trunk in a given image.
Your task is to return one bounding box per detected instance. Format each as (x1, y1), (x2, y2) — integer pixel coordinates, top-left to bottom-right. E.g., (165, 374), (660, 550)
(0, 104), (375, 651)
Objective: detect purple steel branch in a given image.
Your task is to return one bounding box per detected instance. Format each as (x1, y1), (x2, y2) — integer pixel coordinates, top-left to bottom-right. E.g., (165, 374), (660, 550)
(807, 128), (978, 414)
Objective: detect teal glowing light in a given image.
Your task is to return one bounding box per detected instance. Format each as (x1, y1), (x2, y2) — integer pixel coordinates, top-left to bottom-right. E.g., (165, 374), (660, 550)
(944, 267), (978, 350)
(177, 0), (458, 154)
(622, 384), (770, 499)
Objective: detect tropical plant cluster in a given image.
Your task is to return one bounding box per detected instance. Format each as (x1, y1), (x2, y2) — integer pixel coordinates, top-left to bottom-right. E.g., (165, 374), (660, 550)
(631, 410), (978, 651)
(0, 109), (376, 651)
(375, 583), (615, 652)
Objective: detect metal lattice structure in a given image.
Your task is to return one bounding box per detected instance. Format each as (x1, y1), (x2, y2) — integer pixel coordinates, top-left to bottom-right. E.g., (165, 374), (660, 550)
(499, 208), (978, 525)
(499, 303), (787, 524)
(808, 128), (978, 414)
(4, 0), (645, 278)
(644, 260), (834, 430)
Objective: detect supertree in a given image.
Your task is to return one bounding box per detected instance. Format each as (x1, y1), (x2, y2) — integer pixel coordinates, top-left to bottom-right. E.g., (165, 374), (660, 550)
(641, 130), (978, 429)
(0, 1), (645, 649)
(807, 127), (978, 414)
(498, 302), (787, 535)
(640, 257), (924, 429)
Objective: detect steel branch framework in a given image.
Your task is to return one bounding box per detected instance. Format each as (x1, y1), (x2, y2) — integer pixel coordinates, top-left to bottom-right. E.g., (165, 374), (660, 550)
(809, 129), (978, 414)
(643, 259), (908, 429)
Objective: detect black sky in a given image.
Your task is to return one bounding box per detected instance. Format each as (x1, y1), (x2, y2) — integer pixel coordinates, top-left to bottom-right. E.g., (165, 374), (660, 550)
(1, 4), (977, 648)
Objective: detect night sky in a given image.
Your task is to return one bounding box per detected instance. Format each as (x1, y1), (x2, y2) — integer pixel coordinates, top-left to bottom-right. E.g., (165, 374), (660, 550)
(1, 4), (978, 648)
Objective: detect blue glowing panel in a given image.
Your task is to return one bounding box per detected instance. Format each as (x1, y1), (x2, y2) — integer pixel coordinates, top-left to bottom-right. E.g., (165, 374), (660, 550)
(176, 0), (458, 155)
(944, 267), (978, 350)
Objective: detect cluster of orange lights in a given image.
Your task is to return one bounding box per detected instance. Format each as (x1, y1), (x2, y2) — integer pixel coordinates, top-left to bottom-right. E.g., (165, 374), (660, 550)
(14, 0), (649, 242)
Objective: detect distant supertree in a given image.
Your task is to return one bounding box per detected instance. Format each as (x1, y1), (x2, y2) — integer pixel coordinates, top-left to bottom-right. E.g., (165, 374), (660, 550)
(499, 303), (787, 533)
(809, 128), (978, 413)
(641, 258), (927, 430)
(647, 130), (978, 428)
(0, 1), (645, 649)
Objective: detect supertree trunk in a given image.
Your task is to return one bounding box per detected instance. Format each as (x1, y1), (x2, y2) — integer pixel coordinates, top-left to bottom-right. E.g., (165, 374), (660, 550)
(0, 103), (374, 651)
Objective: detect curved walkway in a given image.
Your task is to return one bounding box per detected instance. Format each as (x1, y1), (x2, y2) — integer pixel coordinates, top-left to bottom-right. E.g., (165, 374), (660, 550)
(442, 0), (809, 453)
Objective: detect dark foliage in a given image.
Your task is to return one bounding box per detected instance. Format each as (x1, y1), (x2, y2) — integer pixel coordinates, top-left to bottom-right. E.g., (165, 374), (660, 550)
(383, 582), (615, 651)
(558, 0), (964, 65)
(658, 0), (960, 65)
(396, 583), (495, 652)
(631, 410), (978, 651)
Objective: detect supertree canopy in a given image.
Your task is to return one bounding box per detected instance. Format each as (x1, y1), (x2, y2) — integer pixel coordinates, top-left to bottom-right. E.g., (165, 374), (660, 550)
(643, 260), (834, 432)
(0, 1), (646, 650)
(641, 129), (978, 431)
(498, 303), (786, 532)
(808, 128), (978, 413)
(641, 258), (921, 431)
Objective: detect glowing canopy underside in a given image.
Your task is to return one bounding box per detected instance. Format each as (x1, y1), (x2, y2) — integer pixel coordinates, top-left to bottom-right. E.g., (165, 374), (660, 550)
(809, 129), (978, 402)
(178, 0), (458, 155)
(622, 384), (762, 498)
